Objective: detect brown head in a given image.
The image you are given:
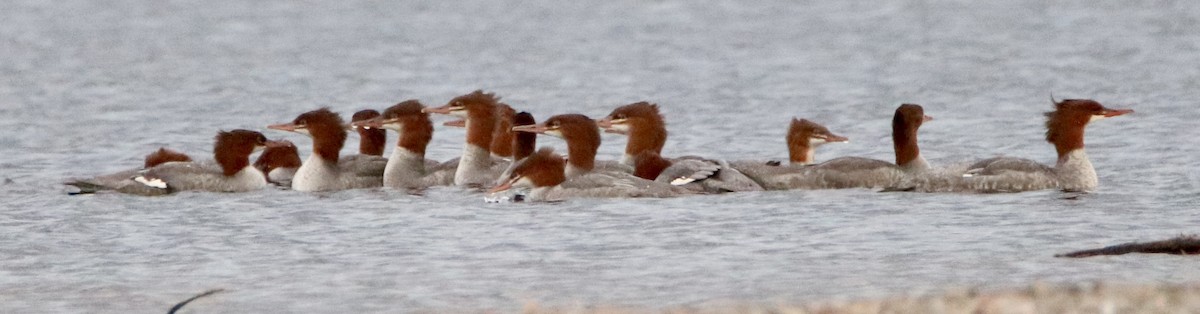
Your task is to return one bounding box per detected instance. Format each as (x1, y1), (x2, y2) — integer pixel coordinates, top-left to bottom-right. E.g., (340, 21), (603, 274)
(213, 129), (280, 176)
(350, 109), (386, 156)
(268, 108), (347, 162)
(512, 111), (537, 161)
(423, 90), (500, 149)
(892, 104), (932, 167)
(490, 104), (517, 157)
(1044, 99), (1133, 158)
(633, 150), (673, 180)
(143, 147), (192, 169)
(513, 114), (600, 172)
(596, 101), (668, 156)
(253, 139), (301, 178)
(355, 100), (434, 155)
(489, 147), (567, 194)
(786, 118), (849, 164)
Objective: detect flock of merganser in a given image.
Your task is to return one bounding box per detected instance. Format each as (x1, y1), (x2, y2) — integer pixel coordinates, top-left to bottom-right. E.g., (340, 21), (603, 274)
(65, 90), (1134, 201)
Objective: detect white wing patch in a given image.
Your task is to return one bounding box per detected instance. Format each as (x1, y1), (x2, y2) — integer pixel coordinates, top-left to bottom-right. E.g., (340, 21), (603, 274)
(670, 176), (696, 186)
(134, 176), (168, 189)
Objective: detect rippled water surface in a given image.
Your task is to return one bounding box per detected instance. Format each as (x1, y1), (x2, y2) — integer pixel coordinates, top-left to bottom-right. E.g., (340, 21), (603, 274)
(2, 0), (1199, 312)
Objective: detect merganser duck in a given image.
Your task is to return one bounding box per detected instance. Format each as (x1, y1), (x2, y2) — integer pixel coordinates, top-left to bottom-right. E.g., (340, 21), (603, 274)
(144, 148), (192, 168)
(422, 90), (509, 187)
(65, 147), (194, 194)
(595, 102), (666, 167)
(351, 100), (450, 189)
(728, 118), (850, 176)
(596, 102), (762, 192)
(489, 147), (683, 201)
(785, 118), (850, 165)
(733, 104), (932, 190)
(958, 98), (1133, 192)
(253, 139), (302, 186)
(349, 109), (387, 156)
(269, 108), (386, 191)
(513, 114), (692, 197)
(488, 147), (567, 201)
(66, 130), (282, 195)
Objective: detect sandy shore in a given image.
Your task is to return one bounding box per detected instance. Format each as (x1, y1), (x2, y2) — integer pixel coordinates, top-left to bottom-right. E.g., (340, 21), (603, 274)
(521, 281), (1200, 314)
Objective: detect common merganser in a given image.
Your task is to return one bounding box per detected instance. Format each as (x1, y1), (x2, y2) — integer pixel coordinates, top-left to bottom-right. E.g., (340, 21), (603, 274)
(595, 102), (666, 166)
(253, 139), (302, 186)
(269, 108), (385, 191)
(727, 118), (850, 178)
(489, 147), (683, 201)
(422, 90), (509, 188)
(733, 104), (932, 190)
(351, 100), (449, 189)
(144, 148), (192, 168)
(488, 147), (567, 201)
(596, 102), (762, 192)
(66, 130), (282, 195)
(957, 98), (1133, 192)
(786, 118), (850, 165)
(513, 114), (691, 197)
(349, 109), (387, 156)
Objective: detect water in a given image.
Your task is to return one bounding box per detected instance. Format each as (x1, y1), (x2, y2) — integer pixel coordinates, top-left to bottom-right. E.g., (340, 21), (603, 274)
(2, 0), (1199, 312)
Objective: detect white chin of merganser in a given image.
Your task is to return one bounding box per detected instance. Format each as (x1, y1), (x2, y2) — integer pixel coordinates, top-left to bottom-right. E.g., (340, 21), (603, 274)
(294, 128), (312, 136)
(449, 110), (468, 118)
(544, 129), (564, 138)
(809, 138), (828, 145)
(382, 123), (403, 131)
(1088, 114), (1109, 122)
(607, 123), (631, 134)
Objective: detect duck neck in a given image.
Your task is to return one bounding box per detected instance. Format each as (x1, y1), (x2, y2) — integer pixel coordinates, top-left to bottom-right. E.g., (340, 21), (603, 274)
(513, 131), (537, 161)
(564, 136), (599, 178)
(312, 131), (344, 164)
(788, 144), (814, 165)
(1052, 124), (1087, 163)
(622, 122), (667, 166)
(357, 128), (386, 156)
(214, 147), (253, 177)
(893, 123), (924, 170)
(455, 116), (495, 185)
(491, 116), (514, 159)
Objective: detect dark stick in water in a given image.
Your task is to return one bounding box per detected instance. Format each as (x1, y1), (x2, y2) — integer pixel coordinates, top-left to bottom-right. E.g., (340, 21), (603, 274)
(167, 288), (225, 314)
(1056, 235), (1200, 258)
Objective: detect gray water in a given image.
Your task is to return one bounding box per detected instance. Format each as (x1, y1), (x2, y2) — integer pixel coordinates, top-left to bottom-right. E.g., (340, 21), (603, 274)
(2, 0), (1199, 312)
